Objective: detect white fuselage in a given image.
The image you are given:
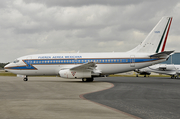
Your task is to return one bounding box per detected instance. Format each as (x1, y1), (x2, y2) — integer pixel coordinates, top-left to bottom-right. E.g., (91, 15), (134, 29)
(5, 52), (166, 77)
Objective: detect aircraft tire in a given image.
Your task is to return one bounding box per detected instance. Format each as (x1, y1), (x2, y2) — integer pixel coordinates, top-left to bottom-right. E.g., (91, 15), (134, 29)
(88, 78), (94, 82)
(82, 78), (87, 82)
(82, 78), (94, 82)
(23, 78), (28, 81)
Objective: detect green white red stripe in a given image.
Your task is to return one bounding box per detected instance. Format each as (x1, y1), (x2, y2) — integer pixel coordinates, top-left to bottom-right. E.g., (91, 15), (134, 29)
(156, 17), (172, 53)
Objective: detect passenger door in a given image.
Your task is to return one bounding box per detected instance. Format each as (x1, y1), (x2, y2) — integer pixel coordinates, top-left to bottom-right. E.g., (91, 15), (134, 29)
(130, 55), (135, 67)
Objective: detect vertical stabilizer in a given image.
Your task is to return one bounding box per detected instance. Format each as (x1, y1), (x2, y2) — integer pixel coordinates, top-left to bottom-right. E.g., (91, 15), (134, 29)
(129, 17), (172, 53)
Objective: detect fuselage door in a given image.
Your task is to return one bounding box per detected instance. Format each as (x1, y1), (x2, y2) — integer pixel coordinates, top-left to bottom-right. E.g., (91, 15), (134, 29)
(130, 55), (135, 67)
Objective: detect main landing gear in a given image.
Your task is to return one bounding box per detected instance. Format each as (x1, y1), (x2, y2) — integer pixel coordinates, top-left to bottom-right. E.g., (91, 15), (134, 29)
(171, 75), (179, 79)
(82, 78), (94, 82)
(23, 76), (28, 81)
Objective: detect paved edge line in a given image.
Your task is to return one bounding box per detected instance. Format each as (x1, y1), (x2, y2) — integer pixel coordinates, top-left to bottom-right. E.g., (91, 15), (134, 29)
(79, 82), (141, 119)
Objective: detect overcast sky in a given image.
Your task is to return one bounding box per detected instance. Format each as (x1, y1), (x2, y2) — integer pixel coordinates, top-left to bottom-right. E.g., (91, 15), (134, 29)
(1, 0), (180, 62)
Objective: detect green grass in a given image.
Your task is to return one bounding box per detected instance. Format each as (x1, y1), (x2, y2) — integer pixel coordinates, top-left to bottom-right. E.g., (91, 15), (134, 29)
(0, 71), (16, 76)
(0, 70), (58, 77)
(109, 74), (170, 77)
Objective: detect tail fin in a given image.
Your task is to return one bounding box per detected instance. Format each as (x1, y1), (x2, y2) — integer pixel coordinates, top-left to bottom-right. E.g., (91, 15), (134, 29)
(129, 17), (173, 53)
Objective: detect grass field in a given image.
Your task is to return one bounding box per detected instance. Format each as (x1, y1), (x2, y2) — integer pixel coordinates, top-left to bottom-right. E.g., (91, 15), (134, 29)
(109, 74), (170, 77)
(0, 70), (16, 76)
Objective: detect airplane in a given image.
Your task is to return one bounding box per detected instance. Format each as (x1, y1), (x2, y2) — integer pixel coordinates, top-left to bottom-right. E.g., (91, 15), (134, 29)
(135, 64), (180, 79)
(4, 16), (174, 82)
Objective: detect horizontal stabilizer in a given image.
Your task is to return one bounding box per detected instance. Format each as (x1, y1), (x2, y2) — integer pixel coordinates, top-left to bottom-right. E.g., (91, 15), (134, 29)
(150, 50), (174, 57)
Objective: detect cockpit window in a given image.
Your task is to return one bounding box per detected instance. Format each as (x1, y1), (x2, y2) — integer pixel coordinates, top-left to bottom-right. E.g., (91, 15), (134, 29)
(13, 59), (19, 63)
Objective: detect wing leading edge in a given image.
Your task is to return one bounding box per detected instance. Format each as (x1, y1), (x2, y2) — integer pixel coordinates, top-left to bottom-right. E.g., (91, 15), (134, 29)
(70, 62), (97, 71)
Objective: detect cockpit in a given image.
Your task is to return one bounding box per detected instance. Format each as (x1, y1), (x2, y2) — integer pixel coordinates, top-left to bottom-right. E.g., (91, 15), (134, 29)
(13, 59), (20, 63)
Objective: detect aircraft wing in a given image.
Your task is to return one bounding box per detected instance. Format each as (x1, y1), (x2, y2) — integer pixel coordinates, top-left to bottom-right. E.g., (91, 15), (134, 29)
(70, 62), (97, 71)
(150, 51), (174, 58)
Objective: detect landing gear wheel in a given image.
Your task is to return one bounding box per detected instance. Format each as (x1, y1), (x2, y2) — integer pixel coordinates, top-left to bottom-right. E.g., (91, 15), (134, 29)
(88, 78), (94, 82)
(136, 74), (138, 77)
(172, 75), (175, 79)
(82, 78), (94, 82)
(144, 75), (146, 77)
(23, 77), (28, 81)
(82, 78), (87, 82)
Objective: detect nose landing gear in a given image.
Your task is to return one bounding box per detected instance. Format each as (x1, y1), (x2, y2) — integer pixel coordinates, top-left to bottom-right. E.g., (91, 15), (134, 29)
(23, 76), (28, 81)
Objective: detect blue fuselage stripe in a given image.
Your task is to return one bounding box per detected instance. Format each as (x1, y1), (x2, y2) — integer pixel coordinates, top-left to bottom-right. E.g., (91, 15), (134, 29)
(25, 58), (158, 64)
(9, 58), (159, 70)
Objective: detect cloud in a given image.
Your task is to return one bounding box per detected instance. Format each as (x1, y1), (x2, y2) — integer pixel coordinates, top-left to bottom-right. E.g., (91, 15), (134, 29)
(1, 0), (180, 62)
(24, 0), (144, 7)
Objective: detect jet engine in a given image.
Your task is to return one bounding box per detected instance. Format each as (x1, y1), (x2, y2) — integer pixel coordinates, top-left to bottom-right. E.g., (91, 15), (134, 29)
(59, 69), (91, 79)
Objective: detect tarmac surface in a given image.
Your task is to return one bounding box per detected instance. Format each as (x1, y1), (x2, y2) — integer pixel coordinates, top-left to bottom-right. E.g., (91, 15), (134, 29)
(0, 76), (136, 119)
(84, 77), (180, 119)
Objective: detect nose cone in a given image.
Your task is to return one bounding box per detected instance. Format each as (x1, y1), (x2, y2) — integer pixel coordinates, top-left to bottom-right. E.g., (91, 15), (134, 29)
(4, 63), (11, 71)
(4, 63), (20, 75)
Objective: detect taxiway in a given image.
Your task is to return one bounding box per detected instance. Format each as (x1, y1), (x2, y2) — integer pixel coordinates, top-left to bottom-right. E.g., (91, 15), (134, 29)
(0, 76), (135, 119)
(84, 77), (180, 119)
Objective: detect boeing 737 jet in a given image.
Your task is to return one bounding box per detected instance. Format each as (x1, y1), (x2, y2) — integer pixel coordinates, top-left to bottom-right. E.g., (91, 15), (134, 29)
(5, 17), (174, 82)
(135, 64), (180, 79)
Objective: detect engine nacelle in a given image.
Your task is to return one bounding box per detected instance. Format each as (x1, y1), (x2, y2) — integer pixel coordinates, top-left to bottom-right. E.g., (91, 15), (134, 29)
(166, 65), (175, 70)
(158, 64), (175, 70)
(59, 69), (91, 79)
